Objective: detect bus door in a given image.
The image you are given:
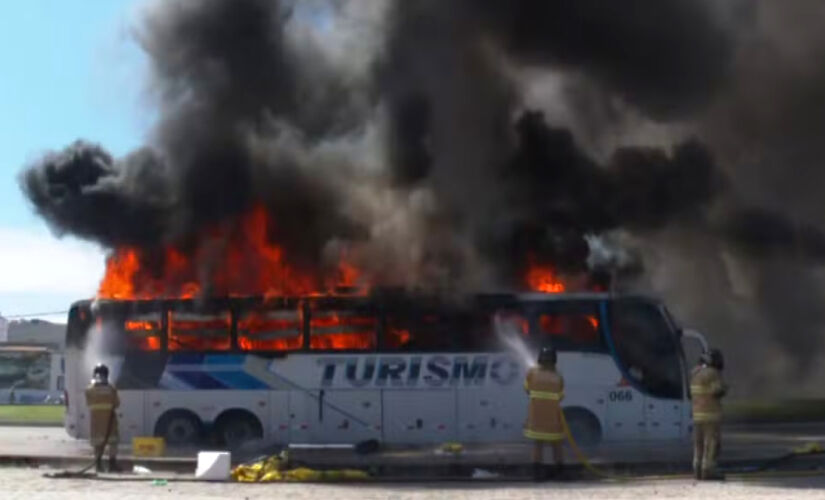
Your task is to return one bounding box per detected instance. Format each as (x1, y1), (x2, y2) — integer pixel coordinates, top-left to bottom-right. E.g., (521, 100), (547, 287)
(607, 299), (684, 441)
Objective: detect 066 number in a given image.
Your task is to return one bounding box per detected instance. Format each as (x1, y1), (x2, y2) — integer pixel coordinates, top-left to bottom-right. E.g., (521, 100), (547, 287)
(609, 390), (633, 402)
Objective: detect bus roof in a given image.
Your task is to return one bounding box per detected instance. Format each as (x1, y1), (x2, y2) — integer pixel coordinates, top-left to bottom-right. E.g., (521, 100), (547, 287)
(70, 291), (661, 310)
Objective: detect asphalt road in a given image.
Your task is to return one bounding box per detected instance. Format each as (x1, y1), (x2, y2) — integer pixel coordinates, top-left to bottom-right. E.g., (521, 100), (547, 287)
(3, 422), (825, 465)
(3, 467), (825, 500)
(2, 424), (825, 499)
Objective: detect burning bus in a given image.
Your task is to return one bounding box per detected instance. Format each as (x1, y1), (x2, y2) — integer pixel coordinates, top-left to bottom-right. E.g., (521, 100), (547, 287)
(63, 290), (707, 449)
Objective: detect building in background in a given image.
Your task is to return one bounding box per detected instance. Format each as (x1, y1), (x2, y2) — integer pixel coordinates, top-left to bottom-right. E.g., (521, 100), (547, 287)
(0, 313), (8, 343)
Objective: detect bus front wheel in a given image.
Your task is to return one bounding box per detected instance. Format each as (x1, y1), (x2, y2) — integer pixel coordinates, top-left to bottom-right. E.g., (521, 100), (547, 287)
(215, 410), (263, 449)
(563, 408), (602, 447)
(155, 410), (203, 446)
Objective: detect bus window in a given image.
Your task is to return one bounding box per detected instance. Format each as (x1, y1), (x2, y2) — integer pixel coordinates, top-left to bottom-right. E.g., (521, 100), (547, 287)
(533, 302), (604, 352)
(609, 300), (683, 399)
(237, 309), (303, 351)
(124, 314), (163, 351)
(384, 311), (452, 351)
(310, 310), (376, 350)
(494, 311), (529, 338)
(168, 311), (231, 351)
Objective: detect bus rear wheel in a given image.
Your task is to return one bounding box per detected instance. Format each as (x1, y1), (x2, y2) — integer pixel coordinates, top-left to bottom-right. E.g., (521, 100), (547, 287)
(155, 410), (203, 446)
(563, 408), (602, 447)
(215, 410), (263, 449)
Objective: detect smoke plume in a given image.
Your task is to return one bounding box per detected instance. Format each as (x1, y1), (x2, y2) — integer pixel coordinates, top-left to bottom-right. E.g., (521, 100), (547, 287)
(19, 0), (825, 395)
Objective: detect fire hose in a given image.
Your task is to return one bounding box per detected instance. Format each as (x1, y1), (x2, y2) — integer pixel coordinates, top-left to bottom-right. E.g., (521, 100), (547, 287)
(44, 404), (116, 479)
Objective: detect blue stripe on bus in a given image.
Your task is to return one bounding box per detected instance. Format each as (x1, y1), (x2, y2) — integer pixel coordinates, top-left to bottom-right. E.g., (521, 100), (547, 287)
(168, 354), (205, 365)
(204, 355), (245, 366)
(209, 370), (269, 390)
(171, 371), (228, 389)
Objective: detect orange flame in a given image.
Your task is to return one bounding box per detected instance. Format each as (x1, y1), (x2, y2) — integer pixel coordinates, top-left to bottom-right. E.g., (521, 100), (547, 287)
(237, 313), (303, 351)
(309, 313), (376, 350)
(526, 264), (565, 293)
(97, 204), (366, 300)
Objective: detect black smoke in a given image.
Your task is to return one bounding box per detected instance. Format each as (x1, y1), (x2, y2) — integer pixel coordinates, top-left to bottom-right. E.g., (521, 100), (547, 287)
(20, 141), (171, 247)
(18, 0), (825, 393)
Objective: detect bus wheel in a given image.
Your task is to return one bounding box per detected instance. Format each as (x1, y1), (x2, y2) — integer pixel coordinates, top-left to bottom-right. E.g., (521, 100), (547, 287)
(563, 408), (602, 447)
(155, 410), (203, 446)
(215, 410), (263, 449)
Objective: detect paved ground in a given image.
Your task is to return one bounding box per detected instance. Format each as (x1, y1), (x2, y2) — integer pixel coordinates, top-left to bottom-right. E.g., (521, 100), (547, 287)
(3, 466), (825, 500)
(3, 423), (824, 467)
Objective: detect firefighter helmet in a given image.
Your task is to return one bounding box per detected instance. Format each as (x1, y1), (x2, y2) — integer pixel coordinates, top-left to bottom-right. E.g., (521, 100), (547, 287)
(92, 363), (109, 381)
(538, 345), (557, 367)
(701, 348), (724, 370)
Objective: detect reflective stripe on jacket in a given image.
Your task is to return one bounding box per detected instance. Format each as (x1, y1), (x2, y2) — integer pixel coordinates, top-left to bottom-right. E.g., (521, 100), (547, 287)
(690, 365), (726, 423)
(524, 366), (565, 442)
(85, 382), (120, 445)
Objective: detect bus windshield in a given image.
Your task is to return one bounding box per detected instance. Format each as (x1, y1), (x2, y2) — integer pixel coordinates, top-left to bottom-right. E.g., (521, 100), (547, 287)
(608, 299), (683, 399)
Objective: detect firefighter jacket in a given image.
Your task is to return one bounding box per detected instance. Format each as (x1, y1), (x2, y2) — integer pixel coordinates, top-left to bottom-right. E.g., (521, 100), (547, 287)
(524, 365), (565, 442)
(690, 365), (727, 423)
(85, 382), (120, 446)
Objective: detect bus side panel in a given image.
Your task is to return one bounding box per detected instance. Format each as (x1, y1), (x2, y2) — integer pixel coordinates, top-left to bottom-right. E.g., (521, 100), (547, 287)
(118, 390), (145, 440)
(382, 390), (456, 445)
(457, 387), (525, 442)
(63, 348), (83, 439)
(318, 390), (381, 444)
(644, 396), (683, 440)
(604, 386), (645, 440)
(288, 390), (322, 443)
(268, 390), (290, 444)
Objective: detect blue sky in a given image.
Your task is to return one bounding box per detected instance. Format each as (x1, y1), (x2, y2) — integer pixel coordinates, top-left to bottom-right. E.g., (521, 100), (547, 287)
(0, 1), (146, 320)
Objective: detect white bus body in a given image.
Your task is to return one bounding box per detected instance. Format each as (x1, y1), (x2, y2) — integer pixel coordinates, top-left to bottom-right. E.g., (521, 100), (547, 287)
(63, 293), (702, 448)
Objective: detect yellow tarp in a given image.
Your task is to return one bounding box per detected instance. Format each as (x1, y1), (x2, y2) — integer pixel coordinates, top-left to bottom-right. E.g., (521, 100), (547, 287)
(231, 454), (369, 483)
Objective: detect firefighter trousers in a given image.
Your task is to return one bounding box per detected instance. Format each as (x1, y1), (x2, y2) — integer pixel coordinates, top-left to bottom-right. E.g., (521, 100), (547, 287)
(93, 442), (118, 462)
(693, 421), (720, 477)
(532, 440), (564, 465)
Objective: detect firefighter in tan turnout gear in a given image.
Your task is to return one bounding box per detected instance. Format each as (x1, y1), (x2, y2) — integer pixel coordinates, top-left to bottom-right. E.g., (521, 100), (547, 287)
(85, 363), (121, 472)
(524, 346), (565, 480)
(690, 348), (727, 480)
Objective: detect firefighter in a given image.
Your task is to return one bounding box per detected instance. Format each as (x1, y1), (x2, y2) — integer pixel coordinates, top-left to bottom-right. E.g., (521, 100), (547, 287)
(524, 345), (565, 480)
(690, 348), (727, 480)
(85, 363), (121, 472)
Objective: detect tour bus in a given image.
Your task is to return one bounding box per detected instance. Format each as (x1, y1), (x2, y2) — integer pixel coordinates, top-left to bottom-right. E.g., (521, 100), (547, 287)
(63, 291), (708, 449)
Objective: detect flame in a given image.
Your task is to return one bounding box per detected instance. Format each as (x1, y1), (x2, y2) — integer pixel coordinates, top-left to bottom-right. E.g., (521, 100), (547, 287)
(309, 313), (376, 350)
(526, 264), (565, 293)
(539, 313), (600, 339)
(237, 313), (303, 351)
(168, 313), (232, 351)
(123, 320), (162, 350)
(125, 320), (159, 331)
(387, 327), (412, 347)
(97, 204), (365, 300)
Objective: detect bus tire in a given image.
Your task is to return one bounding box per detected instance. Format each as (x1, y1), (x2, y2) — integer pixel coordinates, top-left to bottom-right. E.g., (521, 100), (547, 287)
(155, 410), (203, 446)
(214, 410), (263, 449)
(563, 407), (602, 447)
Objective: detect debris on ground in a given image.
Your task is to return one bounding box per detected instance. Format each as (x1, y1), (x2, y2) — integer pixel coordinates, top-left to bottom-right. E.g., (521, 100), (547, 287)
(472, 468), (499, 479)
(435, 442), (464, 455)
(133, 465), (152, 475)
(230, 452), (369, 483)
